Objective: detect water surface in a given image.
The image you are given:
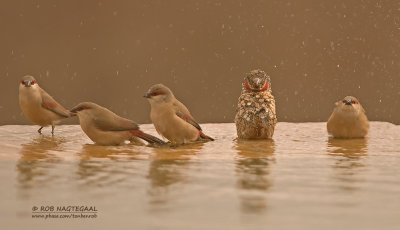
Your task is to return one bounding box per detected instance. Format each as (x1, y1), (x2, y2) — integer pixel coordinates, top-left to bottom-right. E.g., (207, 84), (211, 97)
(1, 122), (399, 230)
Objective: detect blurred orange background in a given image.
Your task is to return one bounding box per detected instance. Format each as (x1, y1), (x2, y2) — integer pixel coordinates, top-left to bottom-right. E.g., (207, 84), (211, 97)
(1, 0), (399, 125)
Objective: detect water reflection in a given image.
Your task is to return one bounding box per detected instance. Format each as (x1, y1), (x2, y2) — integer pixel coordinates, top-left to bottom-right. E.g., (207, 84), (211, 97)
(234, 140), (275, 213)
(17, 135), (65, 195)
(327, 138), (368, 192)
(78, 144), (146, 161)
(147, 143), (203, 210)
(76, 144), (146, 187)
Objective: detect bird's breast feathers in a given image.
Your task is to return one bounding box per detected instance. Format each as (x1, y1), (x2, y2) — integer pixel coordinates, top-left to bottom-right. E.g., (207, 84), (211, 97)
(237, 92), (276, 118)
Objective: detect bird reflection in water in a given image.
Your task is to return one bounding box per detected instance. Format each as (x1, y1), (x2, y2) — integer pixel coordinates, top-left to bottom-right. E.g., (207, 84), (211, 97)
(17, 135), (66, 195)
(234, 139), (275, 214)
(327, 138), (368, 192)
(76, 144), (147, 187)
(147, 142), (203, 210)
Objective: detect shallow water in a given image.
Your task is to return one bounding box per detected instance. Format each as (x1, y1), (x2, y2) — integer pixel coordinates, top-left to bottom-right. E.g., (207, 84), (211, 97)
(1, 122), (399, 230)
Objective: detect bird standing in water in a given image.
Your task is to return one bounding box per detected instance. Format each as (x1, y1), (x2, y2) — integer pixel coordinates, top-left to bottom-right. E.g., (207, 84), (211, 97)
(70, 102), (166, 146)
(19, 75), (72, 135)
(144, 84), (214, 144)
(327, 96), (369, 138)
(235, 69), (277, 139)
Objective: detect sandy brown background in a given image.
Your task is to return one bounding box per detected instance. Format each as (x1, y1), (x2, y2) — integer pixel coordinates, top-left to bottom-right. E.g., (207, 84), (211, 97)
(1, 0), (399, 125)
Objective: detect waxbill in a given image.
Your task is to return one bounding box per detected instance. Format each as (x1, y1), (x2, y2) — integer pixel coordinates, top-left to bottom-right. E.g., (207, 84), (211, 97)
(19, 75), (73, 134)
(144, 84), (214, 144)
(327, 96), (369, 138)
(70, 102), (166, 146)
(235, 69), (277, 139)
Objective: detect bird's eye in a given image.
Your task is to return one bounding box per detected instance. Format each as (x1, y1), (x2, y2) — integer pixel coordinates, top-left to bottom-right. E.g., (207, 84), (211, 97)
(244, 80), (252, 91)
(352, 100), (358, 104)
(261, 82), (269, 91)
(342, 100), (347, 103)
(31, 80), (36, 85)
(76, 107), (85, 111)
(151, 90), (165, 96)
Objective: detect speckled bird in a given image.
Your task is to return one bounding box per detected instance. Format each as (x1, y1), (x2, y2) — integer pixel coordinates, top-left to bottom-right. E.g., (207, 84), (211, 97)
(235, 69), (277, 139)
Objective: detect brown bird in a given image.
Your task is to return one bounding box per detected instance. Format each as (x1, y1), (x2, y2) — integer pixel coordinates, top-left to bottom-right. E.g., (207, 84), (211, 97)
(144, 84), (214, 144)
(19, 75), (72, 134)
(327, 96), (369, 138)
(235, 69), (277, 139)
(70, 102), (166, 146)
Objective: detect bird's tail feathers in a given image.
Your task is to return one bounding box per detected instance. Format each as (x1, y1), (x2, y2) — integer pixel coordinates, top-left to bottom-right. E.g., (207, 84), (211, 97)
(130, 130), (166, 145)
(199, 131), (214, 141)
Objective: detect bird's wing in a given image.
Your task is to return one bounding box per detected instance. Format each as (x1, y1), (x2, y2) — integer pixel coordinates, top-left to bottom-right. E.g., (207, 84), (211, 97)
(175, 111), (202, 131)
(93, 112), (139, 131)
(172, 100), (202, 131)
(40, 88), (71, 118)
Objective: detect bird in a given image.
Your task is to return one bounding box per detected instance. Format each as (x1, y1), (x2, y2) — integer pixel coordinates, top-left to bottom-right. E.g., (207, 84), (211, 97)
(327, 96), (369, 138)
(19, 75), (73, 135)
(235, 69), (277, 139)
(70, 102), (166, 146)
(144, 84), (214, 144)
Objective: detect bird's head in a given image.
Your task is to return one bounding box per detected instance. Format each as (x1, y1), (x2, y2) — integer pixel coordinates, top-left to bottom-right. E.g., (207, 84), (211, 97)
(242, 69), (271, 93)
(337, 96), (362, 112)
(70, 102), (97, 115)
(144, 84), (174, 104)
(20, 75), (38, 88)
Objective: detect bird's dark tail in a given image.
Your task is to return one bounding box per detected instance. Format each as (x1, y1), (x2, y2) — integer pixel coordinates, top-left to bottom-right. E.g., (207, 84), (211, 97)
(130, 130), (166, 145)
(199, 131), (214, 141)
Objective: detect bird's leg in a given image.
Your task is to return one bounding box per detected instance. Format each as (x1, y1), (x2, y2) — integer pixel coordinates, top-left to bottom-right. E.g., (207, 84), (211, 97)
(51, 125), (55, 135)
(38, 127), (43, 134)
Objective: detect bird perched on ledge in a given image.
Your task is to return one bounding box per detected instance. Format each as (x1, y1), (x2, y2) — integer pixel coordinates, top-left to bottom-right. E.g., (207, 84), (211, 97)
(144, 84), (214, 145)
(70, 102), (166, 146)
(327, 96), (369, 138)
(235, 69), (277, 139)
(19, 75), (73, 135)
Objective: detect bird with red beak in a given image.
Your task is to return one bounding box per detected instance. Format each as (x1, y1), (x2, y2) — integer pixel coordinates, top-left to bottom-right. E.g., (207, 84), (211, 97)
(19, 75), (73, 134)
(327, 96), (369, 138)
(70, 102), (166, 146)
(235, 69), (277, 139)
(144, 84), (214, 145)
